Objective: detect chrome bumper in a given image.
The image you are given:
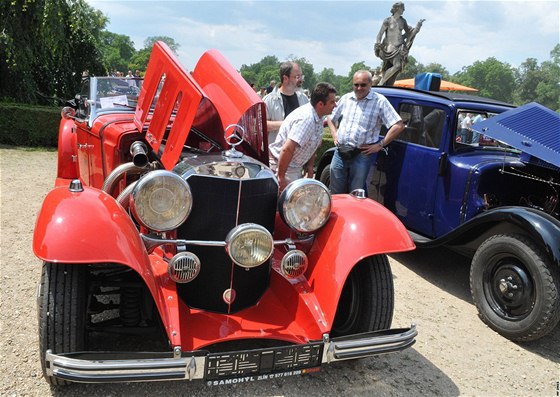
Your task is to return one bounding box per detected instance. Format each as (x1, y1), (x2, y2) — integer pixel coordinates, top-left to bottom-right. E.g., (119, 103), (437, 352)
(45, 324), (417, 383)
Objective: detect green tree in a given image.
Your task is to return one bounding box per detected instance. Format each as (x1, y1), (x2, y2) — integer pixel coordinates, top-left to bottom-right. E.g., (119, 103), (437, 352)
(100, 31), (136, 75)
(453, 58), (515, 102)
(129, 48), (151, 74)
(1, 0), (106, 103)
(535, 45), (560, 111)
(399, 55), (422, 79)
(143, 36), (180, 54)
(240, 55), (280, 90)
(421, 63), (450, 80)
(316, 67), (345, 93)
(514, 45), (560, 110)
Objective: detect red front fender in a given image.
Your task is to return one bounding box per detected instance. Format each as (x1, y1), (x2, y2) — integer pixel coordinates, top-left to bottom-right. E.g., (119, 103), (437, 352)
(33, 185), (148, 267)
(32, 184), (185, 346)
(306, 194), (415, 323)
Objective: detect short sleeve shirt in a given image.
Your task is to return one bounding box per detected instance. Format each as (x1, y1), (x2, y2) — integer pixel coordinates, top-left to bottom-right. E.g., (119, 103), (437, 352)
(269, 103), (323, 168)
(262, 89), (310, 132)
(331, 90), (401, 146)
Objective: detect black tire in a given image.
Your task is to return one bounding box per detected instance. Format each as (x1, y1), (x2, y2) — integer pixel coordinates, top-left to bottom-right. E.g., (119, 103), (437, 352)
(331, 255), (394, 336)
(470, 234), (560, 342)
(319, 164), (331, 188)
(38, 262), (88, 385)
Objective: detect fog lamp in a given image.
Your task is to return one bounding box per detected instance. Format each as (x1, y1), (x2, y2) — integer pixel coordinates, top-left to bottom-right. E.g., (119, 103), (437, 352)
(168, 252), (201, 283)
(280, 250), (308, 279)
(225, 223), (274, 268)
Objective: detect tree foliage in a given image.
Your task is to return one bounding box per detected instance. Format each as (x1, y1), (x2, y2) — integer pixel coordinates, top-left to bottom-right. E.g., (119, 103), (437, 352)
(143, 36), (180, 53)
(0, 1), (558, 112)
(100, 31), (136, 75)
(452, 57), (515, 103)
(1, 0), (107, 104)
(513, 44), (560, 111)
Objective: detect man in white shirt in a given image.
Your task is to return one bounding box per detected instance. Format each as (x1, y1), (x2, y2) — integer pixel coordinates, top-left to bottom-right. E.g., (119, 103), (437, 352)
(262, 62), (309, 144)
(269, 83), (337, 190)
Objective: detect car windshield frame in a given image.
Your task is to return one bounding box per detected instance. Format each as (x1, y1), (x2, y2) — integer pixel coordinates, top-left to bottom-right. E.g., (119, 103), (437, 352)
(83, 76), (143, 126)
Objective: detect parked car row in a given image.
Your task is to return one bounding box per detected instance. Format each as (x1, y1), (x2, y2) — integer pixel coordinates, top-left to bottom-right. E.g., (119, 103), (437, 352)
(32, 41), (558, 387)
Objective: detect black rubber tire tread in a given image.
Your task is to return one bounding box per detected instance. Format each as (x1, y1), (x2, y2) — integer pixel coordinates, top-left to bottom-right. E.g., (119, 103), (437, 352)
(319, 165), (331, 189)
(470, 234), (560, 342)
(332, 255), (394, 336)
(38, 262), (87, 385)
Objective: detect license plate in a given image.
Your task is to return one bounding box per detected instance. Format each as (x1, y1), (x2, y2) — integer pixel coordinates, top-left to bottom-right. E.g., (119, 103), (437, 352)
(205, 343), (323, 381)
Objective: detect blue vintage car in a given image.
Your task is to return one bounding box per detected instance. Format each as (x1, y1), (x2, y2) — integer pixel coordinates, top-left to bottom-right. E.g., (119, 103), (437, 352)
(316, 87), (560, 342)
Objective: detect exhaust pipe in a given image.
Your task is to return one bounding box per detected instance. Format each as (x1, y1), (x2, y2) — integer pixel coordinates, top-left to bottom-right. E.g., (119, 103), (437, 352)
(130, 141), (149, 167)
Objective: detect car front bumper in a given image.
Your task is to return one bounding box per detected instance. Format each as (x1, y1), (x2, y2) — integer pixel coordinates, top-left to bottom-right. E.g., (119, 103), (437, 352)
(45, 324), (417, 384)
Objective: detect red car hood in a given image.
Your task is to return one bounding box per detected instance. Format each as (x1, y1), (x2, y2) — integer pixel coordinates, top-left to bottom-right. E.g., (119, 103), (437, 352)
(134, 42), (267, 169)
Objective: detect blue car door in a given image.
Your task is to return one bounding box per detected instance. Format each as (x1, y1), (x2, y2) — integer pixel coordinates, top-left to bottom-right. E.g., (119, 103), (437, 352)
(369, 103), (447, 238)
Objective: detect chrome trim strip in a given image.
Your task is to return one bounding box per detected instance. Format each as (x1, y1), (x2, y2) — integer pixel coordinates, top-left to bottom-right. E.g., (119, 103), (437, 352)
(141, 234), (314, 253)
(323, 324), (418, 362)
(44, 324), (417, 383)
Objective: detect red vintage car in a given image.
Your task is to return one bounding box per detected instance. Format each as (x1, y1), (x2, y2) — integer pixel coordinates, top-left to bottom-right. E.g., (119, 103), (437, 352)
(33, 42), (417, 385)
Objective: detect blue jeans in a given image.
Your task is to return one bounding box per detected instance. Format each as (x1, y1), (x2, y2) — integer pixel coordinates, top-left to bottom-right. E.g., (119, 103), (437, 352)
(329, 149), (375, 194)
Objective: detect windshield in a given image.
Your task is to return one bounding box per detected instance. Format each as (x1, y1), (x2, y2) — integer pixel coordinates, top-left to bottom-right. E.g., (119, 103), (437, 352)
(454, 110), (517, 152)
(93, 77), (142, 110)
(80, 77), (143, 126)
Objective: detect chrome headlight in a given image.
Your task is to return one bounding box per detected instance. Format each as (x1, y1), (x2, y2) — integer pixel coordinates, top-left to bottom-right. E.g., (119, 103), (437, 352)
(225, 223), (274, 268)
(130, 170), (192, 231)
(278, 179), (331, 232)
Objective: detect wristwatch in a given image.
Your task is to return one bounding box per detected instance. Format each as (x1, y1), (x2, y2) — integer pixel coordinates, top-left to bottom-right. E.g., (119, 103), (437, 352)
(378, 139), (385, 148)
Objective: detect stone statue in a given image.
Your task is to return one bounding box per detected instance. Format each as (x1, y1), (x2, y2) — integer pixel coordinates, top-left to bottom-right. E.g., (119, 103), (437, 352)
(374, 2), (425, 86)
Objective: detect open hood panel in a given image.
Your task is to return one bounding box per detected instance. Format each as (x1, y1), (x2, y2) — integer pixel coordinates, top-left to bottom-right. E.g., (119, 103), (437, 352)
(472, 102), (560, 169)
(134, 42), (267, 169)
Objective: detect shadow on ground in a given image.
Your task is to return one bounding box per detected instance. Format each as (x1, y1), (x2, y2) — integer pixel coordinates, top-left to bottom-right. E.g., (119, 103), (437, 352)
(391, 246), (560, 363)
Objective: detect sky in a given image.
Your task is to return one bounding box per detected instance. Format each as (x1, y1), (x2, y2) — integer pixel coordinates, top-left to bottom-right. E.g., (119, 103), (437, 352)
(85, 0), (560, 76)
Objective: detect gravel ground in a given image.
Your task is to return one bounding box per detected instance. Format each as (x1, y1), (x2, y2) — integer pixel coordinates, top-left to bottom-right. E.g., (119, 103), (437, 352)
(1, 146), (558, 397)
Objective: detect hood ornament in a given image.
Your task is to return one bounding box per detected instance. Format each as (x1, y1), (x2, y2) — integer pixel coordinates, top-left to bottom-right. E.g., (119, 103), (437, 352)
(223, 124), (245, 158)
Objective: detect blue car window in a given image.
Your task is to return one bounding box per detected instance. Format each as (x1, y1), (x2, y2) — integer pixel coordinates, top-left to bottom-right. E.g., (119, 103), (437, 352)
(397, 103), (444, 148)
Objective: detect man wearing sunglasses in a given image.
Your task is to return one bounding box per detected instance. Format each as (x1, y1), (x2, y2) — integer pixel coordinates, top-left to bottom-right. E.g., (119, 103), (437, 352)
(327, 70), (405, 194)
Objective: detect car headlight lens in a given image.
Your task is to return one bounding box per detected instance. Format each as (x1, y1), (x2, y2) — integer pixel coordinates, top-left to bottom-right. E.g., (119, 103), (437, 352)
(225, 223), (274, 268)
(130, 170), (192, 231)
(278, 179), (331, 233)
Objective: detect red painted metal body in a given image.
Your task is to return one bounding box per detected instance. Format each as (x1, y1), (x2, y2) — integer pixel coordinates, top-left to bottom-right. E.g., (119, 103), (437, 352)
(33, 43), (416, 379)
(34, 186), (413, 350)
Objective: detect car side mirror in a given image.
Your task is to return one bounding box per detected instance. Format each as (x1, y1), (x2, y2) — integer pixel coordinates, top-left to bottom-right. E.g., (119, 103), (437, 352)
(61, 106), (77, 120)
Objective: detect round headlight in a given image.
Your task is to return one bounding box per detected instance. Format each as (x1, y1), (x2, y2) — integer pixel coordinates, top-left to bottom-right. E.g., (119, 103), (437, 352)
(130, 170), (192, 231)
(225, 223), (274, 268)
(278, 179), (331, 232)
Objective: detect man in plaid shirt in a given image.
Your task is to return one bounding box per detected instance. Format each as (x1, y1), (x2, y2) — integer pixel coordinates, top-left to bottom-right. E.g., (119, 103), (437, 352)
(327, 70), (405, 194)
(269, 82), (337, 191)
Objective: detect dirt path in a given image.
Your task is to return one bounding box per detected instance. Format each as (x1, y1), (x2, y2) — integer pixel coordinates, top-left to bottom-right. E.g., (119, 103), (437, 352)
(1, 147), (558, 396)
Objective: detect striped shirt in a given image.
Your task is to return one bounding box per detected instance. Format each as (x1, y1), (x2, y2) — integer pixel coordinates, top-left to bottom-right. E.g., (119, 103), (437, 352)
(269, 103), (323, 168)
(331, 90), (401, 146)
